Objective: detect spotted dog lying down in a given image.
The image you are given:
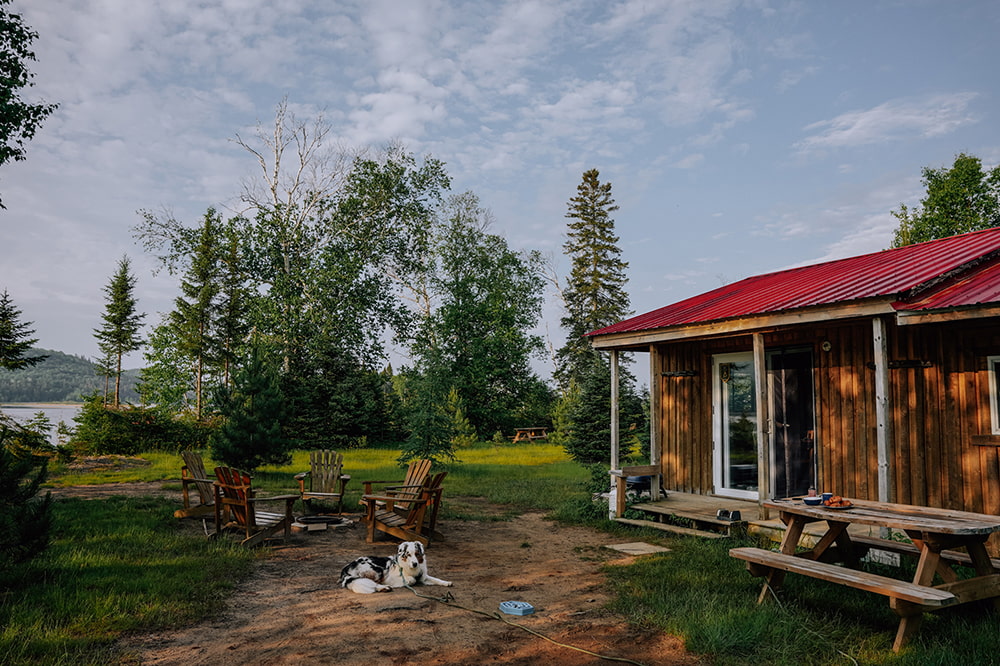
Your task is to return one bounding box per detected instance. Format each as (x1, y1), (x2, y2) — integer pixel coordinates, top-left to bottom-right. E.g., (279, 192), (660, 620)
(339, 541), (453, 594)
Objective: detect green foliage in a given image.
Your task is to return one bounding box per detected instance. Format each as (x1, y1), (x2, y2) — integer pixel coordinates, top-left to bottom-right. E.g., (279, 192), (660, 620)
(406, 192), (549, 436)
(0, 347), (138, 402)
(445, 387), (477, 449)
(0, 417), (52, 569)
(138, 321), (194, 410)
(0, 0), (58, 209)
(0, 289), (46, 370)
(283, 351), (404, 450)
(93, 256), (146, 406)
(397, 372), (456, 465)
(211, 344), (290, 472)
(547, 377), (579, 449)
(564, 356), (646, 464)
(892, 152), (1000, 247)
(70, 394), (210, 455)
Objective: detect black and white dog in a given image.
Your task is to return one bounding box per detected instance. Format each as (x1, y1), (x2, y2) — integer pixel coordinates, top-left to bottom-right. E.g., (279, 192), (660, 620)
(339, 541), (453, 594)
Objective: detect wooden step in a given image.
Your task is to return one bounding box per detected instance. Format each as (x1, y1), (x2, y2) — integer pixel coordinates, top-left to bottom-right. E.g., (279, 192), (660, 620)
(630, 502), (746, 528)
(614, 517), (727, 539)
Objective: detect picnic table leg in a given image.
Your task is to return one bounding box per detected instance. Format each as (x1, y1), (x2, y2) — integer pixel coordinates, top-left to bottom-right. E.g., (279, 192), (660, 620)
(758, 515), (806, 603)
(890, 544), (942, 652)
(965, 540), (1000, 612)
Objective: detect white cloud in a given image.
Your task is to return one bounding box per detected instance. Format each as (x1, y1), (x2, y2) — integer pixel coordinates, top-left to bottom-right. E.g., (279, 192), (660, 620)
(795, 93), (980, 153)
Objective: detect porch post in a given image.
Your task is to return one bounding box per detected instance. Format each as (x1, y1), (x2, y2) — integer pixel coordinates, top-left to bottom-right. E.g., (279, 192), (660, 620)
(873, 317), (893, 504)
(752, 333), (770, 519)
(649, 344), (661, 498)
(609, 349), (621, 519)
(610, 349), (620, 468)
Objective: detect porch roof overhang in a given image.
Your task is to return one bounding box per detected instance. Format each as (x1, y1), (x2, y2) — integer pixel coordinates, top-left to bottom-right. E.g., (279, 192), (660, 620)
(590, 298), (897, 350)
(590, 298), (1000, 351)
(589, 228), (1000, 352)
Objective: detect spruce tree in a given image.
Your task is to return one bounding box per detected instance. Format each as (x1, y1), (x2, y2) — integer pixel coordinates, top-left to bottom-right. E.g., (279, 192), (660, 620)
(0, 289), (46, 369)
(94, 256), (145, 406)
(555, 168), (632, 390)
(555, 169), (646, 465)
(169, 209), (222, 419)
(211, 344), (290, 472)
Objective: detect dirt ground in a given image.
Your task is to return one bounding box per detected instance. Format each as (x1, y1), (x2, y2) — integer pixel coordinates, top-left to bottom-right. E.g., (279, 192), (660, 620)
(49, 483), (703, 666)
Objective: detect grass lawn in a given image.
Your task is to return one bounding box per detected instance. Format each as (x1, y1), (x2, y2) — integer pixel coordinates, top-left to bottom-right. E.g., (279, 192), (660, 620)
(8, 444), (998, 665)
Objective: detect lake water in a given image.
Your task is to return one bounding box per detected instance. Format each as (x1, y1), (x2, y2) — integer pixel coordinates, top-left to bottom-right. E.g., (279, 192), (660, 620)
(1, 403), (82, 446)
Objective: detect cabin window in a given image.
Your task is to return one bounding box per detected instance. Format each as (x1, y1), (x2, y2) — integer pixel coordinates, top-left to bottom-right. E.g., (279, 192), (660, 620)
(989, 356), (1000, 435)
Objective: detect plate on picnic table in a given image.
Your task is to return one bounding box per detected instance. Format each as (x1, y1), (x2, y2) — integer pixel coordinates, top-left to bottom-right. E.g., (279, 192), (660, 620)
(824, 501), (853, 510)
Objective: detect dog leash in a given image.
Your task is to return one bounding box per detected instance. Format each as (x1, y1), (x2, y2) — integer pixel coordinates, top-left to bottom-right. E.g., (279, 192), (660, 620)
(402, 582), (649, 666)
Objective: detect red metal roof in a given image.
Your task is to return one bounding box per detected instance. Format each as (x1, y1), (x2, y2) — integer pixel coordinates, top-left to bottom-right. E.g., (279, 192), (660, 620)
(589, 227), (1000, 337)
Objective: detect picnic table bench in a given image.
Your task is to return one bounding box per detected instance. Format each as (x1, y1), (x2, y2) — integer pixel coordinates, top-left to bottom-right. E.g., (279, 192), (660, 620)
(512, 427), (548, 443)
(731, 497), (1000, 652)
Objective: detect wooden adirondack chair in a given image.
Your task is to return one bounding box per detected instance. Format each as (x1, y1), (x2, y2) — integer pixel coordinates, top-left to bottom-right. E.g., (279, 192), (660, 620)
(359, 458), (432, 512)
(419, 471), (447, 541)
(211, 467), (298, 547)
(294, 450), (350, 513)
(361, 478), (434, 546)
(174, 450), (215, 518)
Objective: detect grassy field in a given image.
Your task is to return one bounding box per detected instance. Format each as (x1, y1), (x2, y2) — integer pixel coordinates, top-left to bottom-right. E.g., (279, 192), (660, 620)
(7, 444), (999, 665)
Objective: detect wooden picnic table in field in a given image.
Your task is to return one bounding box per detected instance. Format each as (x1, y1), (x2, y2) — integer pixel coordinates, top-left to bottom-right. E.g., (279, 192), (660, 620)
(731, 497), (1000, 652)
(511, 427), (548, 443)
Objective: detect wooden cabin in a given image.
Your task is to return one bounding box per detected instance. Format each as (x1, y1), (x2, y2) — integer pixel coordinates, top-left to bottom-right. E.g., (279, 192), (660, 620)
(588, 228), (1000, 528)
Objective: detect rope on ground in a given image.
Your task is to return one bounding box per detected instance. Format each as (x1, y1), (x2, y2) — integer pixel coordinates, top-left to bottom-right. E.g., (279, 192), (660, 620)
(403, 583), (648, 666)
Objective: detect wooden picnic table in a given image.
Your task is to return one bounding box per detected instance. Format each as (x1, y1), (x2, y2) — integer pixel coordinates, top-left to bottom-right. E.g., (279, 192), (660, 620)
(512, 427), (548, 443)
(731, 497), (1000, 652)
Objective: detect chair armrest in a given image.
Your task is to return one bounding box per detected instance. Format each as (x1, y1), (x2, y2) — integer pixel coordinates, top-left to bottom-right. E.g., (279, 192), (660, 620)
(248, 494), (300, 503)
(361, 493), (429, 505)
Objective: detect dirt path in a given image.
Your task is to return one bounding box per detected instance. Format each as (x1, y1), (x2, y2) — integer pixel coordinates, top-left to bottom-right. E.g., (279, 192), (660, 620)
(51, 483), (701, 666)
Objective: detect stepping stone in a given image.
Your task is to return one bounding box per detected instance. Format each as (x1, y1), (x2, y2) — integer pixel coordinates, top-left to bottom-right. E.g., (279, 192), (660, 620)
(605, 542), (670, 555)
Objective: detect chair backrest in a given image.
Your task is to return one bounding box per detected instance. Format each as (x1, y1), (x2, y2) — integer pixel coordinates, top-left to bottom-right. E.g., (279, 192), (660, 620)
(308, 450), (344, 493)
(214, 466), (255, 527)
(182, 450), (214, 505)
(403, 458), (433, 488)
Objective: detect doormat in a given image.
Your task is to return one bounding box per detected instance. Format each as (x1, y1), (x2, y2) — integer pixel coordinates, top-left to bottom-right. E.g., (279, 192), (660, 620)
(605, 542), (671, 555)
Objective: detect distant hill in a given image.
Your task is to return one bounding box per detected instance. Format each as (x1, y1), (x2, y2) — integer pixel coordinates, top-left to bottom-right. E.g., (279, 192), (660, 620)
(0, 349), (140, 403)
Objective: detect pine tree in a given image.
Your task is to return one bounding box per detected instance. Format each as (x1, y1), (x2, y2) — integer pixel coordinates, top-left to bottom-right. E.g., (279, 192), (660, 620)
(0, 289), (46, 370)
(0, 420), (53, 569)
(555, 169), (647, 465)
(169, 209), (222, 419)
(555, 169), (632, 390)
(210, 344), (290, 472)
(215, 225), (250, 389)
(94, 256), (145, 406)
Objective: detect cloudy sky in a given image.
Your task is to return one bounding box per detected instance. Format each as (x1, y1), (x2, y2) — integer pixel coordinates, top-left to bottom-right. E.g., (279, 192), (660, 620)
(3, 0), (999, 374)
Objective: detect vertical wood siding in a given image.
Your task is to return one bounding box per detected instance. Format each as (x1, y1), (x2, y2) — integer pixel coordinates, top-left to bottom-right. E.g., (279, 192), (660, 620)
(652, 317), (1000, 520)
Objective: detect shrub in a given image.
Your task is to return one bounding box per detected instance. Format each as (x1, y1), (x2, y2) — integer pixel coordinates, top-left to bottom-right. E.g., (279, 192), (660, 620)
(71, 393), (213, 455)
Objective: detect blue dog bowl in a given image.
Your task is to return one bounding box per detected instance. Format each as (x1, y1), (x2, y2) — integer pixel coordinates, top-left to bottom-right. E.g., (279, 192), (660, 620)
(500, 601), (535, 616)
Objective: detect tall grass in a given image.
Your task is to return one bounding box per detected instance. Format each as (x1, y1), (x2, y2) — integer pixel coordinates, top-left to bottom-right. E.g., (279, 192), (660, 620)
(0, 496), (255, 665)
(604, 533), (1000, 665)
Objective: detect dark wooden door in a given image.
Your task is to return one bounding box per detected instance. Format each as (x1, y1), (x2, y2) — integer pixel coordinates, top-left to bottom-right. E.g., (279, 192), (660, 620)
(769, 349), (815, 498)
